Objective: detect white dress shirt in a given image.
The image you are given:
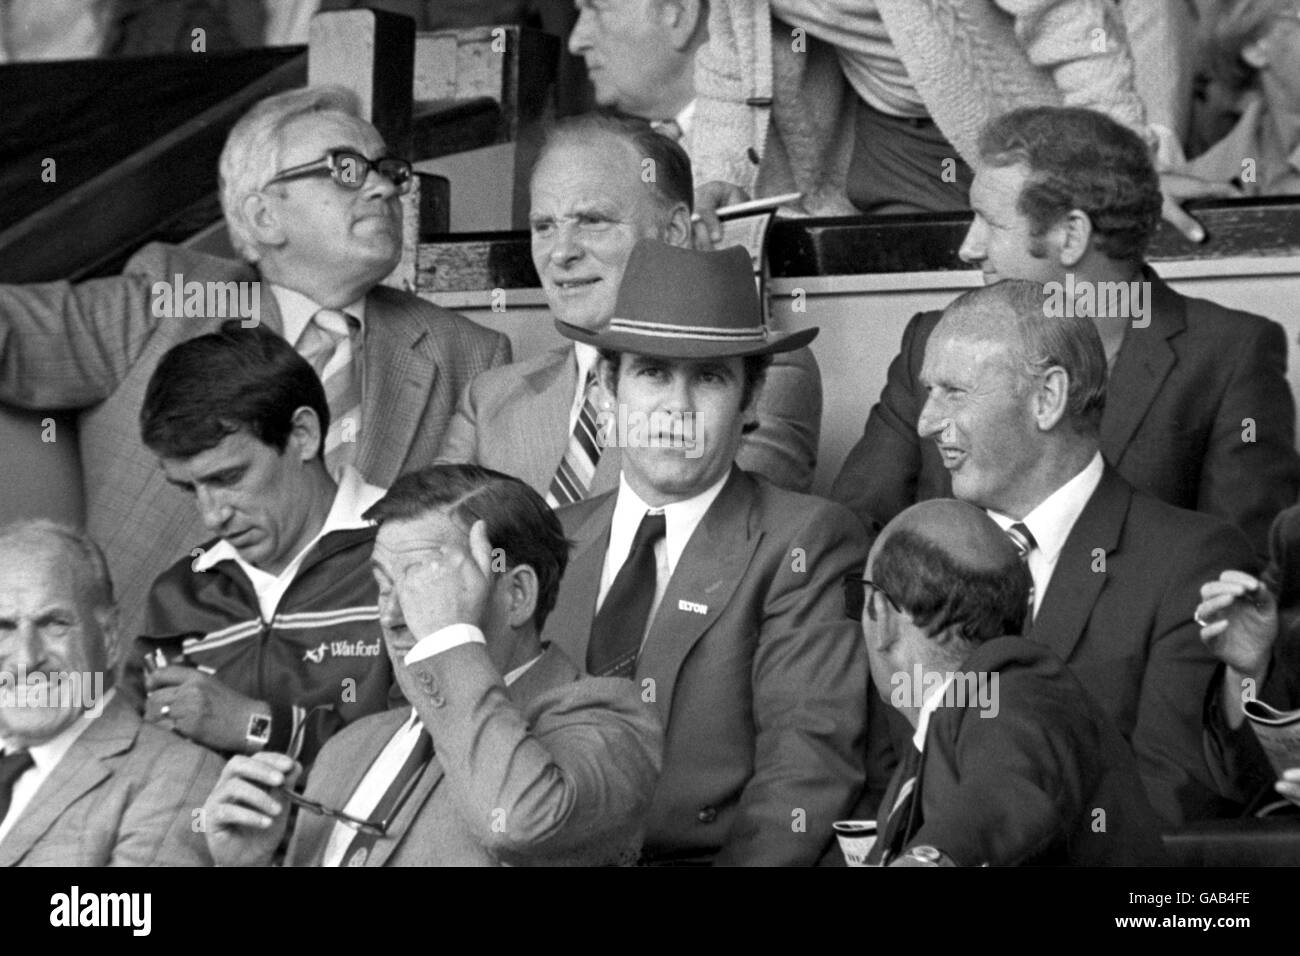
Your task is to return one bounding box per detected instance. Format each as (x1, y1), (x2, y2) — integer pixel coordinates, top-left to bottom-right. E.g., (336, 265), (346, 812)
(192, 465), (386, 622)
(987, 452), (1105, 618)
(597, 472), (729, 638)
(565, 343), (602, 433)
(0, 689), (117, 844)
(912, 674), (954, 754)
(319, 639), (540, 867)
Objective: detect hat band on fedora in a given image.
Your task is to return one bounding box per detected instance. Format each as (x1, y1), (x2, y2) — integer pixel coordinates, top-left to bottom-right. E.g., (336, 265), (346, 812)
(607, 318), (770, 342)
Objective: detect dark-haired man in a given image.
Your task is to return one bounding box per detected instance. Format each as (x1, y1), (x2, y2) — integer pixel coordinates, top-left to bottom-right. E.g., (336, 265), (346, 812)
(859, 499), (1166, 866)
(135, 322), (393, 764)
(542, 240), (867, 865)
(831, 105), (1298, 559)
(891, 279), (1255, 826)
(203, 464), (662, 867)
(437, 111), (822, 498)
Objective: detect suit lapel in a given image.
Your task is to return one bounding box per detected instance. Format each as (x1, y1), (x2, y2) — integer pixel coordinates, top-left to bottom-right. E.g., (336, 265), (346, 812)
(368, 647), (579, 866)
(516, 347), (580, 492)
(1100, 271), (1184, 466)
(546, 495), (617, 667)
(1029, 467), (1130, 663)
(354, 294), (436, 486)
(637, 470), (763, 717)
(0, 699), (137, 866)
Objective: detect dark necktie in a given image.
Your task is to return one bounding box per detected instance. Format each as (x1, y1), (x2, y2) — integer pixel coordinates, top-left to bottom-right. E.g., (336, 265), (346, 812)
(587, 511), (667, 679)
(869, 742), (922, 866)
(1005, 521), (1038, 623)
(0, 749), (35, 825)
(339, 728), (433, 867)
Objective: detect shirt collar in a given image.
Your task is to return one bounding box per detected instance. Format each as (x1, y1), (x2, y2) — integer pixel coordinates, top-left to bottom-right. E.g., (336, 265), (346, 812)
(573, 343), (600, 385)
(269, 283), (367, 347)
(193, 465), (385, 574)
(12, 688), (117, 771)
(988, 452), (1104, 564)
(912, 674), (953, 753)
(676, 98), (697, 140)
(611, 469), (730, 576)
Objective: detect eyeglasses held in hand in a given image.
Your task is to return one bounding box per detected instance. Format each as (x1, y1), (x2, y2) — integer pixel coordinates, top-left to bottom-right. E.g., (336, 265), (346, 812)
(263, 149), (414, 194)
(279, 768), (424, 838)
(843, 575), (900, 622)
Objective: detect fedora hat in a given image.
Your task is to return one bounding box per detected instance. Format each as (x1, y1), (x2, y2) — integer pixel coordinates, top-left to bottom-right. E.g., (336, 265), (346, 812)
(554, 241), (818, 358)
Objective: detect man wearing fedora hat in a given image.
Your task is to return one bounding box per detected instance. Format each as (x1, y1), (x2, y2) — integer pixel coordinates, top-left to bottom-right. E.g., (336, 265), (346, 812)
(436, 111), (823, 503)
(541, 239), (869, 866)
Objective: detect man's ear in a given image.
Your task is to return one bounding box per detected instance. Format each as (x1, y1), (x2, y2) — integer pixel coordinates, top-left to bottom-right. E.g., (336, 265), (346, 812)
(662, 202), (694, 249)
(95, 604), (122, 675)
(288, 406), (324, 462)
(1032, 365), (1070, 432)
(241, 192), (287, 249)
(661, 0), (706, 50)
(1057, 209), (1093, 269)
(502, 564), (539, 629)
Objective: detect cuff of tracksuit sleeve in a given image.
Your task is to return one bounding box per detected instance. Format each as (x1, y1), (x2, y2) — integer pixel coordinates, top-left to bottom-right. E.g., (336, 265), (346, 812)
(406, 623), (486, 664)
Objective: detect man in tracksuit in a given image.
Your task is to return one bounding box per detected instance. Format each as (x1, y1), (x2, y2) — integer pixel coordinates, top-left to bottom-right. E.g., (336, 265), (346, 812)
(132, 321), (395, 764)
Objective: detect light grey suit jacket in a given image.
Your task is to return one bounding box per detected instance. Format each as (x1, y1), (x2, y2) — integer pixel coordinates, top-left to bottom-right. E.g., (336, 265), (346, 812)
(287, 643), (663, 866)
(0, 696), (223, 866)
(0, 243), (511, 637)
(437, 342), (823, 495)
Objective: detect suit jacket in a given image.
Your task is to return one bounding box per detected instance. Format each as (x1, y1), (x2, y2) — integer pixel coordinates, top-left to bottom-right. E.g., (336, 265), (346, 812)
(287, 643), (662, 866)
(0, 243), (511, 637)
(543, 467), (869, 865)
(878, 636), (1167, 866)
(0, 696), (223, 866)
(867, 467), (1256, 827)
(830, 271), (1300, 559)
(437, 342), (823, 495)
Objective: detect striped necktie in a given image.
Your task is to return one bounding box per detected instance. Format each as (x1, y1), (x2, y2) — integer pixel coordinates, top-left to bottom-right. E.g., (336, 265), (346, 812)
(868, 742), (922, 866)
(1005, 521), (1038, 622)
(546, 372), (603, 508)
(339, 729), (433, 867)
(300, 309), (362, 476)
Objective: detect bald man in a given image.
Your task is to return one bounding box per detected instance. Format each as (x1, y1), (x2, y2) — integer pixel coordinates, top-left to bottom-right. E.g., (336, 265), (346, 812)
(855, 500), (1166, 866)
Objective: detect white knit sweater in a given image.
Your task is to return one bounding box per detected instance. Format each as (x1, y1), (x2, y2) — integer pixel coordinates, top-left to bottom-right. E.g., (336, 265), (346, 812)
(691, 0), (1150, 216)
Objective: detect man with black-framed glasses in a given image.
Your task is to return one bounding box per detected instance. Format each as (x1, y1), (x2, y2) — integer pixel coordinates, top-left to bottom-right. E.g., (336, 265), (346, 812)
(851, 498), (1165, 866)
(201, 464), (662, 867)
(0, 86), (511, 642)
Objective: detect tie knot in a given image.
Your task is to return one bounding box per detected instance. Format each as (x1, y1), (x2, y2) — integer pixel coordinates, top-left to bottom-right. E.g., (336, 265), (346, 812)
(632, 511), (667, 550)
(1006, 522), (1037, 559)
(312, 308), (356, 341)
(0, 749), (34, 785)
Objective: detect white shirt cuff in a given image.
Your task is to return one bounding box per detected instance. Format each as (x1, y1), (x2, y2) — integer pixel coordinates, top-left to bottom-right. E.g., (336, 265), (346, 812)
(405, 623), (486, 664)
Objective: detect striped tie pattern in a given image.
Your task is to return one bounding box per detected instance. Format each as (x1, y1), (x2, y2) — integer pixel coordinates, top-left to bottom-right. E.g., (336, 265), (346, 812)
(546, 373), (603, 508)
(300, 309), (362, 476)
(1005, 521), (1038, 624)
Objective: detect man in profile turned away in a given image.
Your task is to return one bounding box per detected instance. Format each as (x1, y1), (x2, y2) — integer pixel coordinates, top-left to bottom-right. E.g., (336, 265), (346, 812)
(542, 240), (867, 865)
(831, 105), (1299, 560)
(202, 465), (663, 867)
(858, 499), (1167, 866)
(133, 322), (394, 765)
(878, 279), (1256, 828)
(0, 85), (510, 638)
(437, 111), (822, 497)
(568, 0), (708, 143)
(0, 521), (221, 866)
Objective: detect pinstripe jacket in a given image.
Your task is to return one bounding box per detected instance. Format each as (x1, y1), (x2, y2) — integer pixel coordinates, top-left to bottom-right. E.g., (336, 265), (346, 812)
(0, 242), (511, 638)
(136, 520), (393, 765)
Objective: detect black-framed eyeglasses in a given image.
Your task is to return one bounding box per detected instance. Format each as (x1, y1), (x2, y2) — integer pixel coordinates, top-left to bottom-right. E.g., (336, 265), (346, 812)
(843, 575), (900, 622)
(280, 766), (423, 837)
(263, 148), (414, 194)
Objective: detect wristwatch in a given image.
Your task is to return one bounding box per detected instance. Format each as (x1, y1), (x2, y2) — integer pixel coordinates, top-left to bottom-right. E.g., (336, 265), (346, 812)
(901, 845), (948, 866)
